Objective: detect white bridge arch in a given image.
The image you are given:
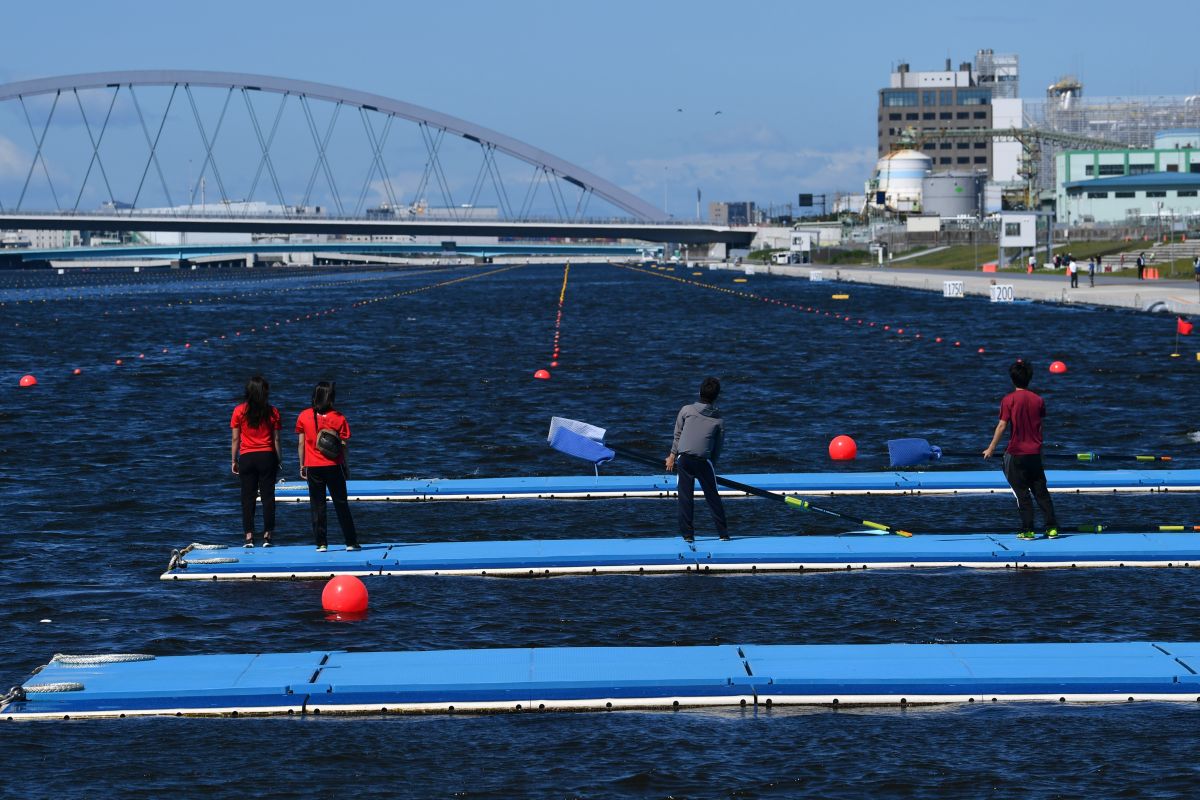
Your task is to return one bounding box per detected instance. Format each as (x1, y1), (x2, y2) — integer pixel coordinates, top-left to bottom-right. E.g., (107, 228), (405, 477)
(0, 70), (665, 220)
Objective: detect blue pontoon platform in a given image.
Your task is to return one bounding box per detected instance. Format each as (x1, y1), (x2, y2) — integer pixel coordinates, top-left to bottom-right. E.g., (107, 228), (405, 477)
(7, 641), (1200, 719)
(275, 468), (1200, 502)
(162, 532), (1200, 580)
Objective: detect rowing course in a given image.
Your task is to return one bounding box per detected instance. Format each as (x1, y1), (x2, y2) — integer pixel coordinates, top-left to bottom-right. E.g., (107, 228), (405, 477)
(161, 532), (1200, 580)
(273, 468), (1200, 501)
(7, 641), (1200, 719)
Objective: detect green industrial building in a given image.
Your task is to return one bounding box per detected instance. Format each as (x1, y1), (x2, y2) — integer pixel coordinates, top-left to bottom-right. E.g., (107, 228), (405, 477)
(1055, 130), (1200, 224)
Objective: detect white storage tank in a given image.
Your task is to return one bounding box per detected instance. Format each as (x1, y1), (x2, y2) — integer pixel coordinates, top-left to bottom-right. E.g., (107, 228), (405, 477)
(921, 172), (986, 217)
(873, 150), (932, 212)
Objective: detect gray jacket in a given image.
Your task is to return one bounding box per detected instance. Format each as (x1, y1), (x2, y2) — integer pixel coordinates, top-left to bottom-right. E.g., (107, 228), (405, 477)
(671, 402), (724, 463)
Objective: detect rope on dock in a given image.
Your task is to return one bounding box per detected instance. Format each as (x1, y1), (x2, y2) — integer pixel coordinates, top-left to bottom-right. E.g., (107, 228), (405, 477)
(23, 682), (84, 693)
(51, 653), (155, 666)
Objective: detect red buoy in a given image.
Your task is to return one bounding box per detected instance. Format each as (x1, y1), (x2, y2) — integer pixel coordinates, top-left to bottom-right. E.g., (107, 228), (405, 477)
(828, 435), (858, 461)
(18, 374), (37, 387)
(321, 575), (368, 613)
(1049, 360), (1067, 374)
(72, 368), (82, 375)
(534, 369), (551, 380)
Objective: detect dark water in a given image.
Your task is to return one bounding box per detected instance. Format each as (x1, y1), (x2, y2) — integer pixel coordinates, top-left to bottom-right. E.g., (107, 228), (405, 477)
(2, 262), (1200, 798)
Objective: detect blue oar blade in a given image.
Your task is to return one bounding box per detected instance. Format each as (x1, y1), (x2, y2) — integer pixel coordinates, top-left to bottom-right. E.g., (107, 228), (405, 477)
(888, 437), (939, 467)
(549, 427), (616, 465)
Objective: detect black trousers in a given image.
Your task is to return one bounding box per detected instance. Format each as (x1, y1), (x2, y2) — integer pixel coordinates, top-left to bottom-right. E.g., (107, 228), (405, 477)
(1070, 272), (1078, 287)
(1003, 453), (1058, 532)
(306, 465), (358, 547)
(238, 451), (277, 534)
(676, 453), (727, 537)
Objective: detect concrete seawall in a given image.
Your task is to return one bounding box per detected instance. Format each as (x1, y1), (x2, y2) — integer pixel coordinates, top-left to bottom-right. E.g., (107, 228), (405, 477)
(717, 263), (1200, 315)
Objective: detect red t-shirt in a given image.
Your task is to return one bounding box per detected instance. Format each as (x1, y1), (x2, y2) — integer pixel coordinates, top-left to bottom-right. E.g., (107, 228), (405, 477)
(999, 389), (1045, 456)
(295, 408), (351, 467)
(231, 403), (281, 454)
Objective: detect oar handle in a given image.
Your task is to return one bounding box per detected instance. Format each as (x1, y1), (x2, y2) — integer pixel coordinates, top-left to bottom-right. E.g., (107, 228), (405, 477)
(785, 496), (912, 537)
(1042, 452), (1170, 462)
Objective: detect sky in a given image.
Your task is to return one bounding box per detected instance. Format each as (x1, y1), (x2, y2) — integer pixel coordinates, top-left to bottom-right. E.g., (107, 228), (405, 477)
(1, 0), (1198, 218)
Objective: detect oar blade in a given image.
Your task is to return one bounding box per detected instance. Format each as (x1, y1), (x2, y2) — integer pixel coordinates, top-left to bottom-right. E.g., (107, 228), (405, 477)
(549, 426), (616, 465)
(548, 416), (607, 444)
(888, 438), (939, 467)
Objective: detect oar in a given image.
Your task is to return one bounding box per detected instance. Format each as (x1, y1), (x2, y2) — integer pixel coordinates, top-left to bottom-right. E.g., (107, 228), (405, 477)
(900, 524), (1200, 536)
(887, 437), (1174, 468)
(1073, 523), (1200, 533)
(548, 417), (913, 537)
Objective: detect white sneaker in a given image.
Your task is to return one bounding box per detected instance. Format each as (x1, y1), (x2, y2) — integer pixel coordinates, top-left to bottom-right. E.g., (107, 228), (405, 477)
(316, 545), (328, 552)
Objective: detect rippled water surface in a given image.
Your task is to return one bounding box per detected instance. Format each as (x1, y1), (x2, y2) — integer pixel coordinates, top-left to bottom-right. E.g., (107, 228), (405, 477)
(2, 263), (1199, 798)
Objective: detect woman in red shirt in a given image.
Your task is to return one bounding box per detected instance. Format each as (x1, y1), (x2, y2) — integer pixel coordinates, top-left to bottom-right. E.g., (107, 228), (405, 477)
(230, 375), (283, 547)
(296, 381), (359, 552)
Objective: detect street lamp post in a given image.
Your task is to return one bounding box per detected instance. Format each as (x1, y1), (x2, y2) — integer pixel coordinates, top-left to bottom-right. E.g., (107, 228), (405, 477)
(663, 166), (669, 219)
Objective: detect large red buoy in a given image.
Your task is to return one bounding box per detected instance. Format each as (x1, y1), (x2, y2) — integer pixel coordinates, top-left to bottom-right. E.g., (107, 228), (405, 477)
(321, 575), (368, 613)
(829, 435), (858, 461)
(18, 374), (37, 387)
(1049, 360), (1067, 374)
(534, 369), (551, 380)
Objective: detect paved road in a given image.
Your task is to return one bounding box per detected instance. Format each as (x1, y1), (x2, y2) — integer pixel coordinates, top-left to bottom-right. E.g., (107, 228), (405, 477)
(730, 263), (1200, 315)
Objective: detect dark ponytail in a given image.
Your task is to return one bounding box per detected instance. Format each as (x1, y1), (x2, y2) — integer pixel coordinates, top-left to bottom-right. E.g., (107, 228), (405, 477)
(243, 375), (271, 428)
(312, 381), (336, 415)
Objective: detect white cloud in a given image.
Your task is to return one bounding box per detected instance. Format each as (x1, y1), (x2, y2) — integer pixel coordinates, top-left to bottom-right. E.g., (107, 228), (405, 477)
(621, 144), (877, 206)
(0, 134), (27, 180)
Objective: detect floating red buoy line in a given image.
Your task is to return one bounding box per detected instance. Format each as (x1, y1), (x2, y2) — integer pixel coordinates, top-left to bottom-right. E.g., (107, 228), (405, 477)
(537, 262), (571, 380)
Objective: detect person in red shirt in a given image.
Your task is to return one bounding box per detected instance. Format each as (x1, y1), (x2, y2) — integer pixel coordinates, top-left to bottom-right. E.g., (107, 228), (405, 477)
(982, 360), (1059, 540)
(296, 381), (359, 552)
(230, 375), (283, 547)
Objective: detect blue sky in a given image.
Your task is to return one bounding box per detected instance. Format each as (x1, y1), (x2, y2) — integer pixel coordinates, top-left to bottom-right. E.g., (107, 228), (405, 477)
(2, 0), (1197, 217)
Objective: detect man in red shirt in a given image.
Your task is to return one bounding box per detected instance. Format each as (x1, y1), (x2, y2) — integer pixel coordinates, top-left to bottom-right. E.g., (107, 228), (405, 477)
(982, 360), (1059, 540)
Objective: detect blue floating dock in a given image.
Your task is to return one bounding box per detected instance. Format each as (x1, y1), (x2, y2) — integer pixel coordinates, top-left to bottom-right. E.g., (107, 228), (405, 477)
(275, 468), (1200, 502)
(162, 532), (1200, 580)
(6, 642), (1200, 719)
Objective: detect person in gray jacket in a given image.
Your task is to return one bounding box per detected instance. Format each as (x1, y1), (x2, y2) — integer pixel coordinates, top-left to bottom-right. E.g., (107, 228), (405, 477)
(665, 376), (728, 543)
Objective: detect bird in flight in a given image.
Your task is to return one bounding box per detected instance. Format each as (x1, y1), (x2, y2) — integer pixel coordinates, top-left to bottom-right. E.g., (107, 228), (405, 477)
(714, 110), (723, 115)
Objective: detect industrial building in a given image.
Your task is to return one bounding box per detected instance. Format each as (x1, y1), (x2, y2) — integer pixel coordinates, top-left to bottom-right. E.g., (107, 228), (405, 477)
(877, 51), (1023, 182)
(1027, 86), (1200, 191)
(1057, 131), (1200, 223)
(708, 201), (756, 226)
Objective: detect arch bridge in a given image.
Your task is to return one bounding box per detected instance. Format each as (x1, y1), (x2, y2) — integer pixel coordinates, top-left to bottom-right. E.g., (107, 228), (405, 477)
(0, 71), (751, 246)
